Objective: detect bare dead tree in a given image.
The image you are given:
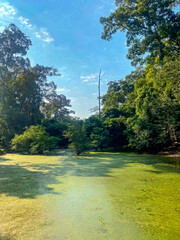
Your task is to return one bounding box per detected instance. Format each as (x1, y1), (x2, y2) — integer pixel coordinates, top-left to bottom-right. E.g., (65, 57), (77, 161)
(98, 69), (102, 117)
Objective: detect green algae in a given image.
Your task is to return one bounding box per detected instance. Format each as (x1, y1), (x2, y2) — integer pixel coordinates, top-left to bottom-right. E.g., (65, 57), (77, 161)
(0, 153), (179, 240)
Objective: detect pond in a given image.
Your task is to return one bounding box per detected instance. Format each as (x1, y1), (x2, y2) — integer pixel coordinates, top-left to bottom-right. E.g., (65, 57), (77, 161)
(0, 153), (179, 240)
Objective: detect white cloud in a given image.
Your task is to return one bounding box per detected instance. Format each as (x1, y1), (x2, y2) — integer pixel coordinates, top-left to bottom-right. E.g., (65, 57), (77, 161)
(19, 16), (32, 28)
(35, 32), (41, 38)
(80, 73), (98, 84)
(56, 88), (70, 93)
(43, 36), (54, 43)
(40, 28), (49, 36)
(0, 2), (53, 44)
(34, 28), (54, 43)
(18, 19), (54, 42)
(80, 72), (104, 86)
(0, 2), (16, 18)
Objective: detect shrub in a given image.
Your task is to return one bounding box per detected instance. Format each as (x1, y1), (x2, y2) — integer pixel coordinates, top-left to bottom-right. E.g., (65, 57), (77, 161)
(12, 125), (59, 154)
(65, 121), (89, 155)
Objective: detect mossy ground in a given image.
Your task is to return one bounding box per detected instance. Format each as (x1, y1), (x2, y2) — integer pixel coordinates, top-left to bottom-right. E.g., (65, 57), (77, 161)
(0, 153), (179, 240)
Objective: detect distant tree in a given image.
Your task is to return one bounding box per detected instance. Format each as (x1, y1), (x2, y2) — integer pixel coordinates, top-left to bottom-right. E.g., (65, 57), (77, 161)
(42, 119), (69, 147)
(104, 116), (128, 150)
(5, 70), (43, 129)
(90, 126), (109, 151)
(0, 118), (10, 151)
(41, 92), (74, 121)
(85, 116), (109, 151)
(0, 23), (31, 71)
(102, 78), (134, 112)
(0, 23), (31, 109)
(12, 125), (59, 154)
(66, 121), (89, 155)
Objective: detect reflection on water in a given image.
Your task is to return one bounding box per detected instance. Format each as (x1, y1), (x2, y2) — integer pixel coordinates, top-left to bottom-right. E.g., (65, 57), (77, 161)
(159, 156), (180, 166)
(42, 177), (142, 240)
(40, 153), (180, 240)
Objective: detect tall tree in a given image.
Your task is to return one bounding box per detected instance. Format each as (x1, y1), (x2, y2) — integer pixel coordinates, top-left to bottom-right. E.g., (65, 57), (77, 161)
(0, 24), (31, 105)
(100, 0), (180, 65)
(0, 23), (73, 146)
(41, 92), (74, 121)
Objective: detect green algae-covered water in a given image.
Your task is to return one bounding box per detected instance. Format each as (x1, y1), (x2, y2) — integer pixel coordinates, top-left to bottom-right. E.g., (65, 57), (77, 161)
(0, 153), (180, 240)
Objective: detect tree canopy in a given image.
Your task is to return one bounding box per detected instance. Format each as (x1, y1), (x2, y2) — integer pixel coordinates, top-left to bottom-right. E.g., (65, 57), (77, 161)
(100, 0), (180, 66)
(0, 24), (73, 151)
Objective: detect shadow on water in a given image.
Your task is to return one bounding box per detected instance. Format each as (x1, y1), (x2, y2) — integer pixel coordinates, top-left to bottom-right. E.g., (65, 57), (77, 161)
(0, 153), (179, 199)
(0, 157), (61, 199)
(56, 153), (180, 177)
(24, 153), (180, 178)
(0, 236), (12, 240)
(0, 157), (11, 162)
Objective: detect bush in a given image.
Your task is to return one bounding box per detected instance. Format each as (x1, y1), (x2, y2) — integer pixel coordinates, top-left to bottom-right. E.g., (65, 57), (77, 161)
(41, 119), (68, 147)
(65, 121), (89, 155)
(12, 125), (59, 154)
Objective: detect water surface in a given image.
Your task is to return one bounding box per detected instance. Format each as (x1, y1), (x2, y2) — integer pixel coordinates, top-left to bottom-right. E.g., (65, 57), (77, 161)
(0, 153), (179, 240)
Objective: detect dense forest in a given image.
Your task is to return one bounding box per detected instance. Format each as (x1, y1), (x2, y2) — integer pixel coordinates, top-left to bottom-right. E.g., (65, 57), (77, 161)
(0, 0), (180, 155)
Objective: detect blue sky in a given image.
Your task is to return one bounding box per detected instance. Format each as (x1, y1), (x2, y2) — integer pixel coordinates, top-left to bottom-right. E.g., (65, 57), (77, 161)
(0, 0), (133, 118)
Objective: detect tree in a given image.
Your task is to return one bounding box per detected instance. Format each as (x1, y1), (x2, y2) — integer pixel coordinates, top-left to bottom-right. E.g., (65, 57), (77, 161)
(66, 121), (89, 155)
(0, 118), (10, 151)
(100, 0), (180, 66)
(5, 70), (43, 129)
(12, 125), (59, 154)
(125, 56), (180, 151)
(0, 23), (31, 107)
(42, 119), (69, 147)
(0, 23), (74, 149)
(41, 92), (74, 121)
(0, 23), (31, 70)
(102, 78), (134, 112)
(85, 116), (109, 151)
(100, 1), (180, 152)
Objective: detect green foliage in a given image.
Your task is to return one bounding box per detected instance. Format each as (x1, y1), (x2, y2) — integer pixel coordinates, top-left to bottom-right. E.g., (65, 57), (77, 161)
(100, 0), (180, 66)
(99, 1), (180, 152)
(0, 118), (10, 150)
(12, 125), (59, 154)
(0, 14), (179, 155)
(41, 119), (69, 147)
(104, 116), (128, 150)
(66, 121), (89, 155)
(41, 93), (74, 121)
(85, 116), (109, 151)
(102, 78), (135, 112)
(0, 23), (31, 70)
(128, 57), (180, 151)
(0, 24), (74, 151)
(101, 56), (180, 152)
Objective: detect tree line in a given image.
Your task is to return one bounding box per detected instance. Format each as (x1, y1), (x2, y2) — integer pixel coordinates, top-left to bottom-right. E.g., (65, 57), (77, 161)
(0, 24), (73, 154)
(99, 0), (180, 152)
(0, 0), (179, 155)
